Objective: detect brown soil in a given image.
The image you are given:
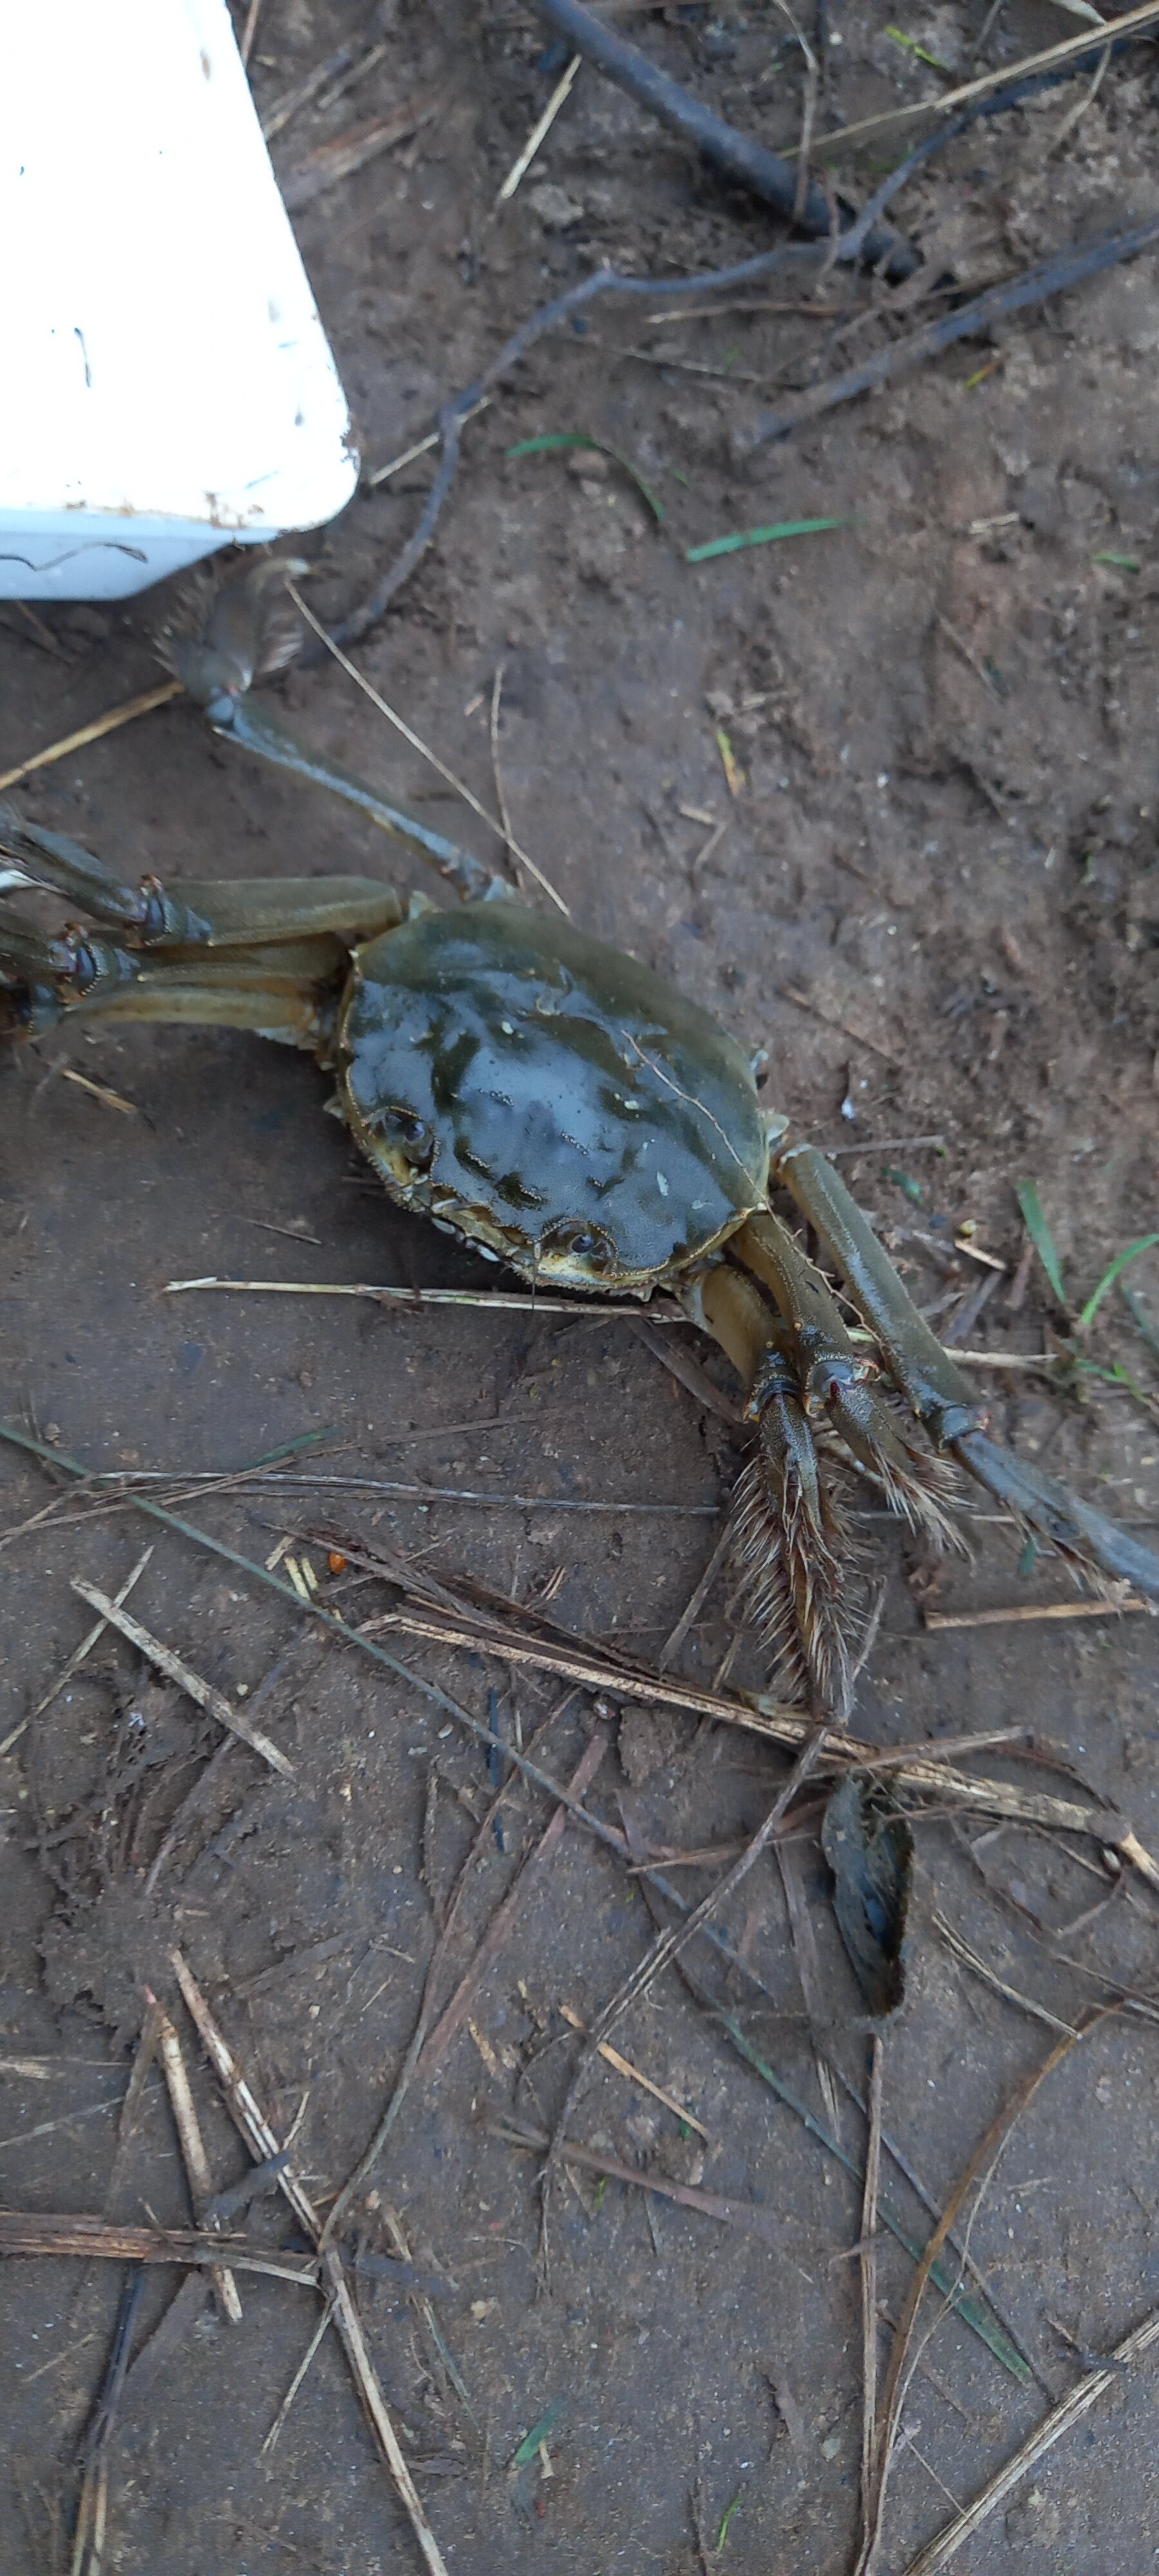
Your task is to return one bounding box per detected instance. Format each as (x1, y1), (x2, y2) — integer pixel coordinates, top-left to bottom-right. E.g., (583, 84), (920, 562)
(3, 5), (1158, 2571)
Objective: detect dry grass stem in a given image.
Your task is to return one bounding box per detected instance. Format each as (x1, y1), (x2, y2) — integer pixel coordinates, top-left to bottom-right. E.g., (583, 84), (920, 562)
(557, 1999), (710, 2139)
(803, 0), (1159, 154)
(932, 1913), (1080, 2036)
(163, 1273), (684, 1319)
(260, 2296), (335, 2455)
(365, 397), (491, 488)
(280, 89), (444, 211)
(71, 1578), (294, 1776)
(489, 661), (521, 879)
(491, 2117), (789, 2241)
(0, 1546), (152, 1757)
(495, 52), (581, 201)
(415, 1730), (608, 2088)
(59, 1067), (139, 1115)
(353, 1589), (1159, 1880)
(318, 1726), (606, 2255)
(860, 2036), (885, 2550)
(170, 1953), (450, 2576)
(926, 1596), (1151, 1629)
(628, 1314), (745, 1423)
(777, 1836), (843, 2134)
(900, 2302), (1159, 2576)
(70, 2270), (144, 2576)
(538, 1727), (829, 2275)
(286, 580), (569, 914)
(382, 2202), (476, 2427)
(858, 2011), (1112, 2572)
(147, 1991), (243, 2323)
(0, 2209), (319, 2286)
(0, 680), (183, 793)
(659, 1522), (735, 1667)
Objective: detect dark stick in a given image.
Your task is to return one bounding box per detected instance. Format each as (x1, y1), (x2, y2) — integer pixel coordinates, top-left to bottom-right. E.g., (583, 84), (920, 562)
(71, 2268), (146, 2575)
(322, 241), (827, 652)
(320, 36), (1159, 649)
(740, 209), (1159, 450)
(531, 0), (918, 277)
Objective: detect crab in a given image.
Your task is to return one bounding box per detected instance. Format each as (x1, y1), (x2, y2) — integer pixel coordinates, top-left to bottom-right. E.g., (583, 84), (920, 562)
(2, 564), (1156, 1713)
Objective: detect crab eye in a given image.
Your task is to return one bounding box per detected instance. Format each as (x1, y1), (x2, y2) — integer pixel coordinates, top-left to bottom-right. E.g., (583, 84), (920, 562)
(373, 1104), (435, 1168)
(542, 1220), (617, 1273)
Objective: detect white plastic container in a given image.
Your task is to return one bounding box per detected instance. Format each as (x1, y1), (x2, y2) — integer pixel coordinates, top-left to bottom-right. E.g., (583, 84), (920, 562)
(0, 0), (358, 600)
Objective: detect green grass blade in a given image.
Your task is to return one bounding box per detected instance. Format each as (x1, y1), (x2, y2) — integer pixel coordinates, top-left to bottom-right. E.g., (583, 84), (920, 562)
(717, 2495), (743, 2549)
(505, 430), (664, 521)
(686, 516), (848, 564)
(1015, 1180), (1068, 1307)
(1078, 1232), (1159, 1332)
(511, 2397), (566, 2468)
(713, 2012), (1030, 2382)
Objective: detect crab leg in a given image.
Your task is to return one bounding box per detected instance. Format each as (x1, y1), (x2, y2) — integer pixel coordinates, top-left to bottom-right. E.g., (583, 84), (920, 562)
(776, 1140), (1159, 1604)
(0, 804), (212, 945)
(158, 564), (493, 904)
(0, 807), (405, 958)
(681, 1262), (853, 1712)
(0, 857), (404, 1048)
(732, 1209), (963, 1551)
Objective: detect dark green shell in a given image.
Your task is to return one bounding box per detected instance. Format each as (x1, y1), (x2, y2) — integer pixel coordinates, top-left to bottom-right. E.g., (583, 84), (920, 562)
(337, 898), (768, 1291)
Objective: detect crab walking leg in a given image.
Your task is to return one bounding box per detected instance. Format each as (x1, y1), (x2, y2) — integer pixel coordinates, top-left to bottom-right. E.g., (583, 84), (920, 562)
(199, 694), (495, 905)
(0, 878), (406, 1046)
(733, 1211), (964, 1551)
(1, 928), (327, 1046)
(0, 804), (407, 959)
(776, 1141), (1159, 1604)
(683, 1262), (854, 1711)
(155, 560), (495, 904)
(0, 804), (212, 944)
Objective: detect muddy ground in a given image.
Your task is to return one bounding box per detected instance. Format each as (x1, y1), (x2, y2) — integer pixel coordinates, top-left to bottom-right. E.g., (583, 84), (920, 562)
(3, 3), (1159, 2570)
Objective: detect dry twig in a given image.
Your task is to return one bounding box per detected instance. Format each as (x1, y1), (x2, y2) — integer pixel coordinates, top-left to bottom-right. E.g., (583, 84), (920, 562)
(900, 2301), (1159, 2575)
(71, 1579), (294, 1777)
(147, 1992), (242, 2324)
(858, 2012), (1113, 2570)
(742, 212), (1159, 450)
(0, 682), (182, 795)
(859, 2037), (885, 2555)
(0, 1547), (151, 1758)
(170, 1953), (449, 2576)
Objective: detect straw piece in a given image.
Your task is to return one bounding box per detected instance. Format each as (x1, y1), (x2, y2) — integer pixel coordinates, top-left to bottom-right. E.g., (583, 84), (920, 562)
(280, 90), (444, 211)
(260, 2297), (335, 2455)
(286, 580), (569, 916)
(0, 681), (182, 793)
(170, 1954), (449, 2576)
(859, 2014), (1107, 2572)
(806, 0), (1159, 153)
(495, 53), (581, 202)
(162, 1274), (683, 1318)
(0, 1546), (151, 1758)
(926, 1596), (1150, 1629)
(557, 1998), (710, 2139)
(901, 2303), (1159, 2576)
(859, 2037), (884, 2553)
(0, 2208), (318, 2285)
(149, 1993), (242, 2323)
(59, 1068), (138, 1116)
(5, 1419), (1158, 1889)
(70, 1579), (294, 1777)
